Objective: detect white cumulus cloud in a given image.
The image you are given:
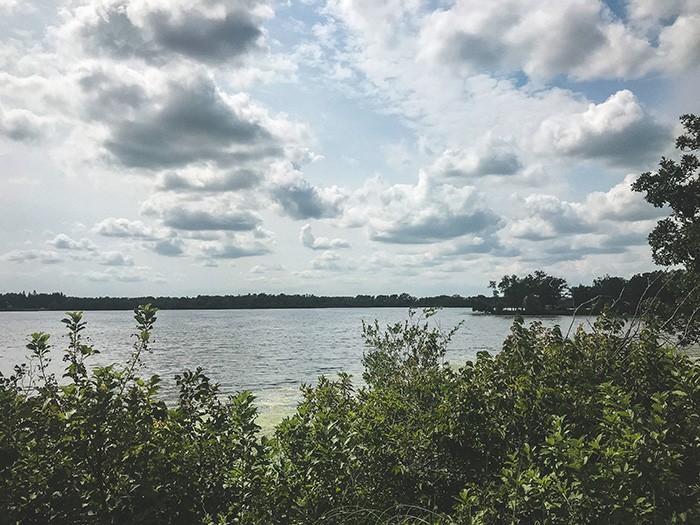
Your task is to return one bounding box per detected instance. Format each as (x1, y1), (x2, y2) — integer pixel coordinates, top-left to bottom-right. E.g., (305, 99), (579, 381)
(300, 224), (350, 250)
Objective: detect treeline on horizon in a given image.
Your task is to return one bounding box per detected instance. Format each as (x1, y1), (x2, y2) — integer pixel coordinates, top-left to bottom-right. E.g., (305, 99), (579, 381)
(0, 290), (467, 311)
(0, 268), (681, 314)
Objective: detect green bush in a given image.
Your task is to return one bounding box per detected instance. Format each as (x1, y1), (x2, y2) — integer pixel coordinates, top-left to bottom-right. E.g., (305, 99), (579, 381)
(0, 306), (269, 524)
(2, 307), (699, 524)
(272, 311), (700, 523)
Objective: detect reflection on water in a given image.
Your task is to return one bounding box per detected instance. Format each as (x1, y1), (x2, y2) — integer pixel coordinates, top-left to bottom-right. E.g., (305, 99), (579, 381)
(0, 308), (593, 413)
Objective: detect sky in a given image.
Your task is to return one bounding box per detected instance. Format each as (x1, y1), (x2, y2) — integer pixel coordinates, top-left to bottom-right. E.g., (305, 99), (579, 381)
(0, 0), (698, 298)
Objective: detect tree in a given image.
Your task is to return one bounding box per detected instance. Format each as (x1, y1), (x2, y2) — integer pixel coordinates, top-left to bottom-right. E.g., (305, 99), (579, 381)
(493, 274), (529, 310)
(632, 114), (700, 271)
(491, 271), (568, 312)
(631, 114), (700, 345)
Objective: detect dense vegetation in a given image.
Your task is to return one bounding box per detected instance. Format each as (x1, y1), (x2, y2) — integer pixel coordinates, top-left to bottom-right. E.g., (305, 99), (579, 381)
(1, 306), (699, 524)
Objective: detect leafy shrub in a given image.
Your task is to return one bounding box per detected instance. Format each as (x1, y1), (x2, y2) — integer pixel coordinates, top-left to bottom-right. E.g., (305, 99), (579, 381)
(0, 306), (269, 524)
(273, 310), (700, 524)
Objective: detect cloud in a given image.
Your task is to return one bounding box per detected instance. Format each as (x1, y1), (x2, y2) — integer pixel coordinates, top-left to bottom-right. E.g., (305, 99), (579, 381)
(86, 266), (151, 282)
(0, 0), (20, 12)
(152, 238), (184, 257)
(67, 66), (316, 192)
(656, 13), (700, 71)
(579, 174), (666, 222)
(46, 234), (97, 251)
(93, 218), (156, 238)
(538, 224), (651, 264)
(0, 104), (52, 142)
(299, 224), (350, 250)
(439, 234), (519, 258)
(113, 267), (151, 282)
(77, 68), (149, 121)
(71, 0), (269, 65)
(509, 194), (592, 241)
(139, 194), (265, 239)
(159, 168), (260, 192)
(1, 249), (61, 264)
(103, 76), (277, 169)
(533, 90), (670, 166)
(85, 271), (111, 282)
(99, 251), (135, 266)
(271, 179), (344, 220)
(140, 9), (263, 63)
(201, 240), (271, 259)
(505, 182), (662, 266)
(364, 250), (440, 271)
(539, 241), (624, 263)
(370, 209), (499, 244)
(418, 0), (610, 79)
(431, 136), (522, 182)
(345, 172), (502, 245)
(192, 228), (275, 262)
(250, 262), (284, 274)
(310, 250), (343, 271)
(1, 0), (696, 296)
(161, 207), (261, 232)
(417, 0), (699, 81)
(627, 0), (698, 20)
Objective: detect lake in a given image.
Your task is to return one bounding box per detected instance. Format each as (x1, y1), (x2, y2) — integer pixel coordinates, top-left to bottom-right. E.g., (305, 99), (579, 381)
(0, 308), (594, 416)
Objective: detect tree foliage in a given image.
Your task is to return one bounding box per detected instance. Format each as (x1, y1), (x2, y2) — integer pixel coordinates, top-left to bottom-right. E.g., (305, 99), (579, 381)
(485, 271), (569, 313)
(632, 114), (700, 271)
(629, 114), (700, 346)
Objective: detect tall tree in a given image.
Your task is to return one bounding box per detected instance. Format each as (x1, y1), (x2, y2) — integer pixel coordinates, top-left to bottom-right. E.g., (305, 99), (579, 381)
(632, 114), (700, 271)
(632, 114), (700, 345)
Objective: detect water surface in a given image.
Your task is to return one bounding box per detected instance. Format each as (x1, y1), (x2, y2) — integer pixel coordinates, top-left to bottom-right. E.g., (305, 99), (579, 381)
(0, 308), (593, 412)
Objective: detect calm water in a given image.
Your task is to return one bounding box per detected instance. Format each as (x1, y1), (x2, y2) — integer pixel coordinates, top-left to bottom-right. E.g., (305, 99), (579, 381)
(0, 308), (593, 413)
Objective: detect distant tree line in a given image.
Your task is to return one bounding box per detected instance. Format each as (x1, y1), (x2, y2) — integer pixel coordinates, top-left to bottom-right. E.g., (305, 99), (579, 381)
(0, 270), (684, 315)
(0, 291), (474, 312)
